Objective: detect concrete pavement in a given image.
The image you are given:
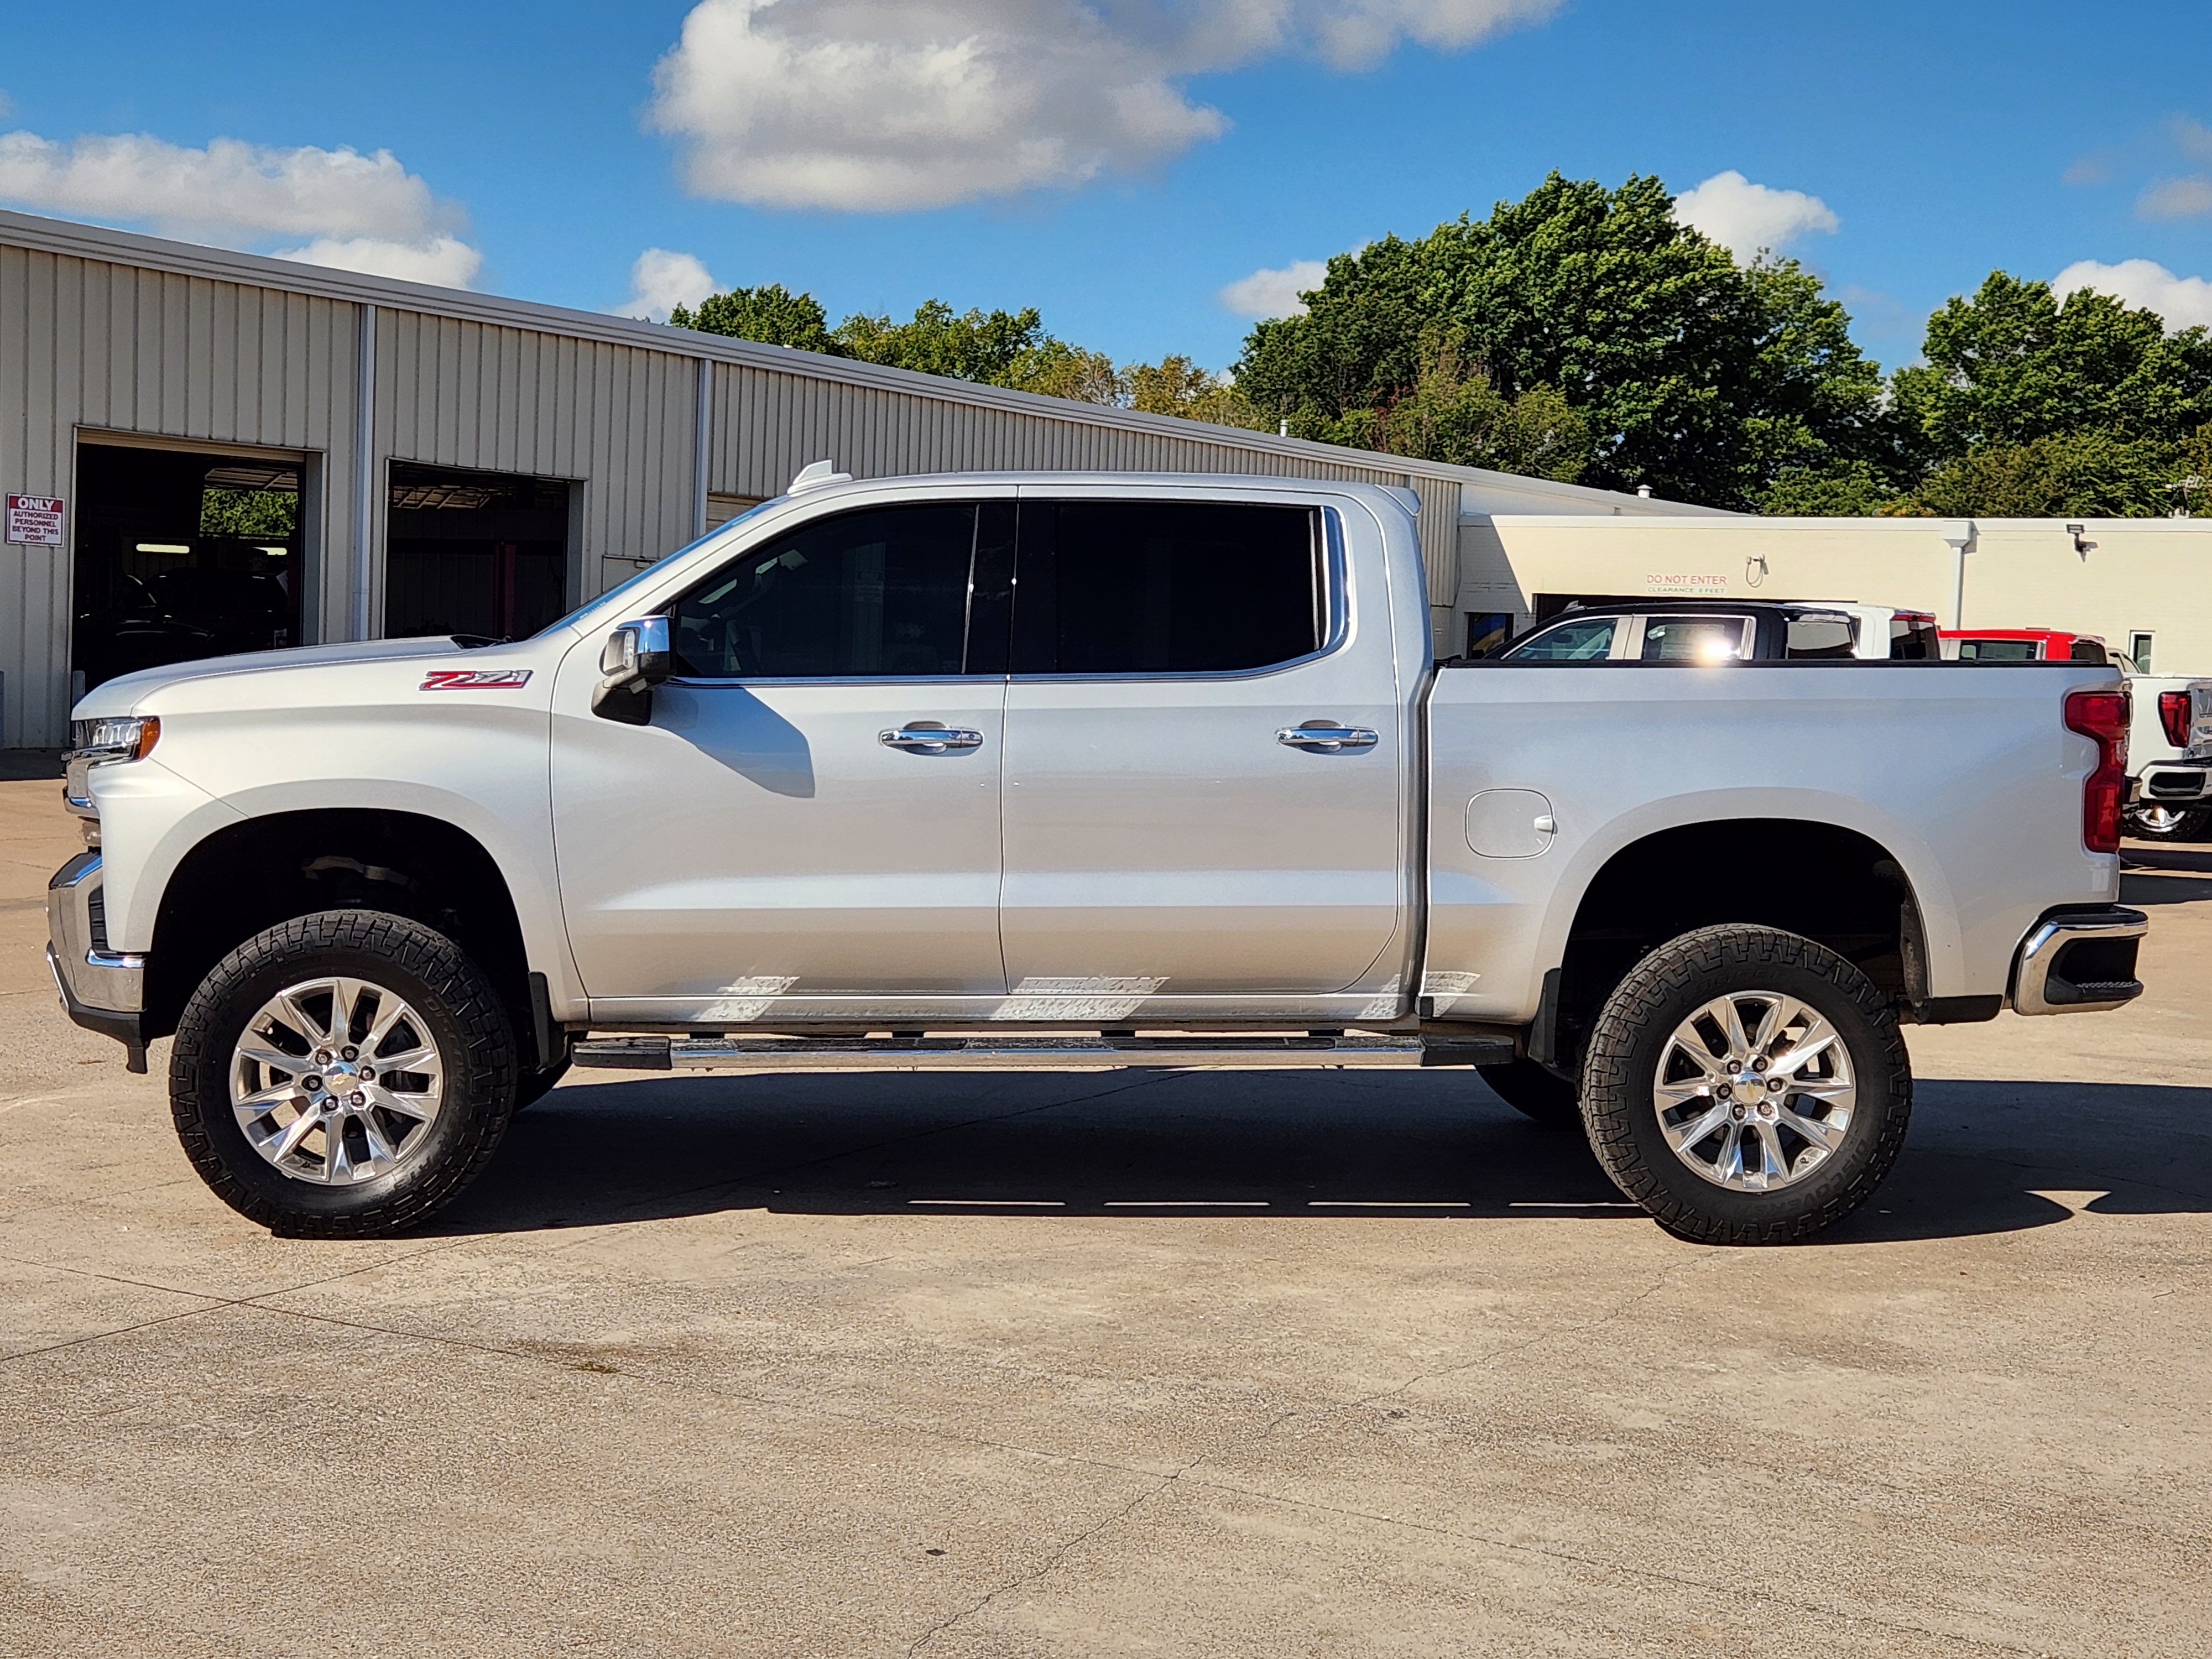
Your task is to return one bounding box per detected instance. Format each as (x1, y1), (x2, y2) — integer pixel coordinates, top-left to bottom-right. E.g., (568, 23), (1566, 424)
(2, 774), (2206, 1656)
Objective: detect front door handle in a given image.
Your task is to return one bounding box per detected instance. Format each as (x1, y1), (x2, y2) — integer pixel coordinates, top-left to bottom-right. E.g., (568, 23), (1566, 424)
(1276, 721), (1379, 753)
(880, 723), (985, 754)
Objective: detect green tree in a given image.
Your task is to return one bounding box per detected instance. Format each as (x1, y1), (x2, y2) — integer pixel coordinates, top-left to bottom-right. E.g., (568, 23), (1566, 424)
(1125, 354), (1269, 430)
(1235, 174), (1887, 508)
(1327, 331), (1589, 480)
(669, 283), (836, 353)
(199, 487), (297, 539)
(1876, 274), (2212, 517)
(832, 300), (1053, 386)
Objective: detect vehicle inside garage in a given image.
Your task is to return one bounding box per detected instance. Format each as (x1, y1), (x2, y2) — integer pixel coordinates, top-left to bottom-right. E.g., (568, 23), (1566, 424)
(385, 462), (570, 641)
(71, 441), (302, 690)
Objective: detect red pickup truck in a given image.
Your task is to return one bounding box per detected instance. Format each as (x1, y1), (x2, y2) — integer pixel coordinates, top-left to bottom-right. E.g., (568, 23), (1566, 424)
(1940, 628), (2109, 664)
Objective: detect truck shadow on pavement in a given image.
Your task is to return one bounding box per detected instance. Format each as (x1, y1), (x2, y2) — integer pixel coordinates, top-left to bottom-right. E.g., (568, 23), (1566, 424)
(2121, 847), (2212, 905)
(433, 1070), (2212, 1245)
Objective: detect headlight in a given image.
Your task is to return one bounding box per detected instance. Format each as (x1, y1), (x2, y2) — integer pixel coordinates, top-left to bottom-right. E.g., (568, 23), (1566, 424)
(67, 716), (161, 763)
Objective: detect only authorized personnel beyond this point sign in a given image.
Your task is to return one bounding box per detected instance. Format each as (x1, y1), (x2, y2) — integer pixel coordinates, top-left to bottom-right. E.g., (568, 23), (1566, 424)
(6, 494), (65, 546)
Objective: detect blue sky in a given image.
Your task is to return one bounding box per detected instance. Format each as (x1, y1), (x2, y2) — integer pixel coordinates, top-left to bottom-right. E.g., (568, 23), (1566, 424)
(1, 0), (2207, 374)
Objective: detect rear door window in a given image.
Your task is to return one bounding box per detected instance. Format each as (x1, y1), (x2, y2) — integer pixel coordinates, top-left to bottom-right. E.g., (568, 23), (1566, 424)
(2069, 638), (2109, 664)
(1504, 616), (1619, 661)
(1641, 615), (1751, 662)
(1010, 501), (1322, 675)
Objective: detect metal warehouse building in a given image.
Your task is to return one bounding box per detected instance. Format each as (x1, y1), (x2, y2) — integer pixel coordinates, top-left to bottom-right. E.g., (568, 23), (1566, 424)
(0, 209), (1701, 752)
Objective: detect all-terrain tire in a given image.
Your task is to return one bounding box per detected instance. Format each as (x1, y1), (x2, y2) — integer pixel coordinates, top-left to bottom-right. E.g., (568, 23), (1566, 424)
(169, 910), (518, 1237)
(1579, 925), (1912, 1245)
(1477, 1058), (1582, 1128)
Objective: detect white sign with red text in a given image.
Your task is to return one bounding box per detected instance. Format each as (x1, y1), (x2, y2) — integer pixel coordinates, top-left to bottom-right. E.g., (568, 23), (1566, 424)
(1644, 572), (1728, 596)
(5, 494), (64, 546)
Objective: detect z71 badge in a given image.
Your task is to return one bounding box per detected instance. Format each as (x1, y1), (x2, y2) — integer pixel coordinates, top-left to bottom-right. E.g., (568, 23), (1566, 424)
(420, 669), (533, 691)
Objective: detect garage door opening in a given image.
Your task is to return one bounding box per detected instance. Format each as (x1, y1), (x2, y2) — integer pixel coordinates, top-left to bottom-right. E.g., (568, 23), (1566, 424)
(386, 462), (571, 641)
(72, 442), (304, 690)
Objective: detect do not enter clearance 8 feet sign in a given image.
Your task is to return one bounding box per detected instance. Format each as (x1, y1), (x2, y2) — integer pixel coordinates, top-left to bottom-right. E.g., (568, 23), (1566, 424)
(6, 495), (65, 546)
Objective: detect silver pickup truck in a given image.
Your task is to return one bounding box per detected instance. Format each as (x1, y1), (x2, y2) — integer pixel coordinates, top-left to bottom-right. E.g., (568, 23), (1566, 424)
(50, 471), (2147, 1245)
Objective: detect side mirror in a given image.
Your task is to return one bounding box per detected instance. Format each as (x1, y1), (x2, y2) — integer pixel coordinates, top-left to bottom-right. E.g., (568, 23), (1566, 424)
(592, 615), (672, 724)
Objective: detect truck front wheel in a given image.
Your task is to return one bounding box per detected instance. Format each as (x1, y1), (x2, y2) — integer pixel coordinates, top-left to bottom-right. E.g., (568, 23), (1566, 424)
(1579, 926), (1911, 1244)
(169, 910), (518, 1237)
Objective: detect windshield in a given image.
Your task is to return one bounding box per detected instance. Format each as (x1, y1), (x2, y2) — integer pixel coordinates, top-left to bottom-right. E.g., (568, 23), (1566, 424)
(532, 500), (780, 638)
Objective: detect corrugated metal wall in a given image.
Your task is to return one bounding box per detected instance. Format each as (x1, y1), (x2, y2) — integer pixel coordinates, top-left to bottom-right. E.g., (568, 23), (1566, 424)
(374, 312), (697, 625)
(0, 244), (358, 747)
(708, 362), (1463, 609)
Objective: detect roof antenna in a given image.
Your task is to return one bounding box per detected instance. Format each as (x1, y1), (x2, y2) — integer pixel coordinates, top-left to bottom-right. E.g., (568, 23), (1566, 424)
(788, 458), (852, 493)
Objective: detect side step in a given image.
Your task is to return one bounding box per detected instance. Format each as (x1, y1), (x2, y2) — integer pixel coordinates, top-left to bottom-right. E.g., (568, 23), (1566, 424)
(571, 1033), (1515, 1073)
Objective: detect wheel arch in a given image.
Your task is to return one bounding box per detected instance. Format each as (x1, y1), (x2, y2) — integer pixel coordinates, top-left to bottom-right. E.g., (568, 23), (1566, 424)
(1540, 814), (1944, 1072)
(144, 808), (541, 1045)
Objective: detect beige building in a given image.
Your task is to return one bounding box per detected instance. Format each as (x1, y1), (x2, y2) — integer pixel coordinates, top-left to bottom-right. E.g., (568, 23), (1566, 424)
(1455, 514), (2212, 674)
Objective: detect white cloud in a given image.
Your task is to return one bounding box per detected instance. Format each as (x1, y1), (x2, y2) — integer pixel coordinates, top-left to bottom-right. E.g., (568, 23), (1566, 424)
(2053, 258), (2212, 331)
(2173, 117), (2212, 161)
(272, 234), (483, 290)
(0, 129), (462, 243)
(649, 0), (1563, 212)
(1673, 170), (1839, 260)
(617, 247), (717, 321)
(1219, 258), (1330, 319)
(2137, 175), (2212, 221)
(0, 127), (485, 284)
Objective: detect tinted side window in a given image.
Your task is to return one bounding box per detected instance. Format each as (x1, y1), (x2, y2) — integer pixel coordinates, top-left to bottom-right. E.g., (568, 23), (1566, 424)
(1012, 502), (1321, 675)
(1504, 617), (1618, 661)
(671, 504), (998, 678)
(1641, 616), (1749, 662)
(2069, 638), (2108, 664)
(1785, 615), (1856, 659)
(1891, 615), (1940, 660)
(1956, 639), (2039, 662)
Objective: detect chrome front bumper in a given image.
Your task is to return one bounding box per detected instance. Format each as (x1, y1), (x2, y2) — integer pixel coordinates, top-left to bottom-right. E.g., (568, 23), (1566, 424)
(2011, 905), (2148, 1016)
(48, 852), (149, 1067)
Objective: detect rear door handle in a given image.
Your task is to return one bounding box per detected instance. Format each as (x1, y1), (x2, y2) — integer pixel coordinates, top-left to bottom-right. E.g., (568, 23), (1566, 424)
(880, 723), (984, 753)
(1276, 722), (1379, 753)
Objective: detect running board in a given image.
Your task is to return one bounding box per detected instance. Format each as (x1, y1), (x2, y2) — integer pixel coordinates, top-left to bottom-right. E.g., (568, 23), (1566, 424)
(571, 1033), (1515, 1073)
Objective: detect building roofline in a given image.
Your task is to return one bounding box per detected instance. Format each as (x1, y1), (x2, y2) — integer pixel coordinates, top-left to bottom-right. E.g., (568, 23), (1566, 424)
(0, 206), (1708, 514)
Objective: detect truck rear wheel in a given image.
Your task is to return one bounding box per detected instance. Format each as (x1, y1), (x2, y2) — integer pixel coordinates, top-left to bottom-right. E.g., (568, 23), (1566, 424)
(1579, 925), (1911, 1244)
(169, 910), (518, 1238)
(1477, 1058), (1581, 1128)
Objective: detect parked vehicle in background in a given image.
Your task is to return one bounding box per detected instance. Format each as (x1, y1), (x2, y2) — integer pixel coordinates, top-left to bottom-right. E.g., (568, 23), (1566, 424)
(2126, 674), (2212, 840)
(52, 472), (2147, 1248)
(1942, 628), (2109, 664)
(1944, 628), (2212, 839)
(1494, 599), (1940, 662)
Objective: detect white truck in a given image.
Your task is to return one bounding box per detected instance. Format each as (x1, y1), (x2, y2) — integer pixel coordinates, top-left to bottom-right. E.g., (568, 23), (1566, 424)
(50, 469), (2148, 1245)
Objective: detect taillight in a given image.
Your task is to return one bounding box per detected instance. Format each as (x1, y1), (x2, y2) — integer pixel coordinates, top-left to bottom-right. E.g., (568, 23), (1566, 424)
(2064, 688), (2130, 854)
(2159, 690), (2192, 749)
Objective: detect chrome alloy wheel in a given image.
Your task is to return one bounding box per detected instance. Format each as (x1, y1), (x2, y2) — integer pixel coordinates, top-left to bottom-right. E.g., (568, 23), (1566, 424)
(229, 977), (445, 1184)
(1651, 991), (1855, 1192)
